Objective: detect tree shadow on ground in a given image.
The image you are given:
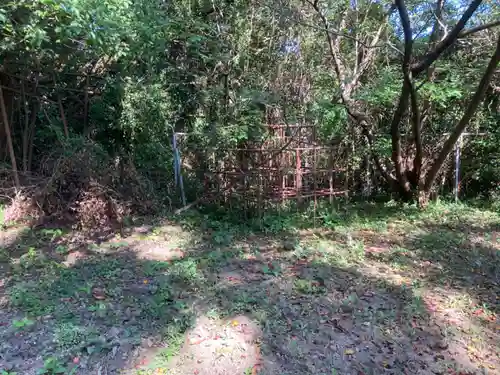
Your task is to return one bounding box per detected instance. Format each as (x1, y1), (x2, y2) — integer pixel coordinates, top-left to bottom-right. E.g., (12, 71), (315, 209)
(360, 215), (500, 373)
(1, 215), (493, 374)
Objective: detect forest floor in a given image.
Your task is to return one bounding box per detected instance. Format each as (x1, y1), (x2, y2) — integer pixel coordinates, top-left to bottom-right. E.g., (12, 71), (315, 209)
(0, 202), (499, 375)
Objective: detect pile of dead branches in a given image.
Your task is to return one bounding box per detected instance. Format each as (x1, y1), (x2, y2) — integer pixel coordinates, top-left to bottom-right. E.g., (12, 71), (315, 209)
(1, 141), (158, 230)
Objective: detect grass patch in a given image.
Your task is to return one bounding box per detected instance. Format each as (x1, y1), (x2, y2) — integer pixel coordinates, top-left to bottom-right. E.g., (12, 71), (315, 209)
(157, 334), (185, 365)
(12, 317), (35, 330)
(1, 200), (499, 375)
(293, 279), (324, 295)
(53, 322), (94, 350)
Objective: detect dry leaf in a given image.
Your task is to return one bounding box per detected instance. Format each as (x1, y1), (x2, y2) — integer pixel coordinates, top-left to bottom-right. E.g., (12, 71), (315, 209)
(92, 287), (106, 300)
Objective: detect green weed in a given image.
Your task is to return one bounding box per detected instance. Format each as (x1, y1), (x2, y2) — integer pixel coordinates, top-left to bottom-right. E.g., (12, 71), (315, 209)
(77, 282), (93, 294)
(9, 283), (52, 316)
(293, 279), (323, 294)
(55, 245), (69, 254)
(18, 247), (46, 269)
(87, 302), (108, 318)
(38, 229), (64, 242)
(168, 259), (201, 284)
(12, 317), (35, 330)
(403, 294), (427, 319)
(157, 334), (184, 364)
(347, 239), (365, 261)
(0, 248), (9, 262)
(206, 308), (220, 320)
(150, 284), (173, 308)
(232, 291), (259, 312)
(37, 357), (66, 375)
(109, 241), (129, 250)
(53, 323), (92, 350)
(143, 261), (171, 276)
(262, 261), (281, 276)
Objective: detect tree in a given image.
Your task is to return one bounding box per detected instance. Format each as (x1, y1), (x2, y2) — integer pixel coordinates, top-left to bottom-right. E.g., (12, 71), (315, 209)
(0, 0), (499, 219)
(303, 0), (500, 204)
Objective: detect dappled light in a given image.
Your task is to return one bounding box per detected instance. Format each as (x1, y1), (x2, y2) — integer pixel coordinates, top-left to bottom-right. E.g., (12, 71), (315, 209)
(1, 0), (500, 374)
(1, 202), (499, 374)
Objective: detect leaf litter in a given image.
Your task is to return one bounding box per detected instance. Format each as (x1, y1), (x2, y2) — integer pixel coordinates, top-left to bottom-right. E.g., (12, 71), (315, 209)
(0, 206), (499, 374)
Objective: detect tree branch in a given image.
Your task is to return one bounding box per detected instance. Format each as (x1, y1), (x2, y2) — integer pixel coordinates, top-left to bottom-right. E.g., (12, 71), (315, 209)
(429, 0), (446, 47)
(395, 0), (413, 65)
(396, 0), (423, 181)
(458, 19), (500, 38)
(345, 109), (396, 184)
(304, 0), (348, 99)
(348, 20), (389, 95)
(424, 33), (500, 192)
(300, 22), (386, 49)
(408, 78), (422, 180)
(411, 0), (484, 76)
(389, 0), (414, 193)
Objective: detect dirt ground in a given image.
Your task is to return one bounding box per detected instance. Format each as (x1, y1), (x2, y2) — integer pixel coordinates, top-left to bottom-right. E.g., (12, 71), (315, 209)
(0, 203), (498, 375)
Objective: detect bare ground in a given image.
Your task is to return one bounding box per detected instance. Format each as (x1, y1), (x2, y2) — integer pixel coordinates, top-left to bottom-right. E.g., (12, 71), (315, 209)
(0, 203), (498, 375)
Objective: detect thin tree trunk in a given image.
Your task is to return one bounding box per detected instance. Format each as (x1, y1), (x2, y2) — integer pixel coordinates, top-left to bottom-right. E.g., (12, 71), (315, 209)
(58, 95), (69, 138)
(83, 74), (89, 135)
(422, 34), (500, 201)
(0, 85), (20, 189)
(392, 0), (414, 198)
(390, 81), (412, 196)
(26, 101), (38, 172)
(21, 82), (31, 172)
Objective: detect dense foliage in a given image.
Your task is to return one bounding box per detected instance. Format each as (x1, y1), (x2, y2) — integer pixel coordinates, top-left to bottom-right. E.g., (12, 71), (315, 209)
(0, 0), (498, 223)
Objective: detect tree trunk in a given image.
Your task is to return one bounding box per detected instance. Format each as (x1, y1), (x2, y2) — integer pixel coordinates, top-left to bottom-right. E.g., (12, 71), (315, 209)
(390, 80), (412, 196)
(0, 85), (20, 189)
(58, 95), (69, 138)
(25, 101), (38, 172)
(421, 34), (500, 201)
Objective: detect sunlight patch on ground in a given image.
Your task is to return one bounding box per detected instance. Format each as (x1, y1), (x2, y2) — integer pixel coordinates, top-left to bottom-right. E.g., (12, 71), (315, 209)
(130, 315), (263, 375)
(0, 225), (28, 249)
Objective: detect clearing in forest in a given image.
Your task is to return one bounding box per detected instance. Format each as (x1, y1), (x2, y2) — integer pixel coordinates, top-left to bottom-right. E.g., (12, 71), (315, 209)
(0, 202), (498, 375)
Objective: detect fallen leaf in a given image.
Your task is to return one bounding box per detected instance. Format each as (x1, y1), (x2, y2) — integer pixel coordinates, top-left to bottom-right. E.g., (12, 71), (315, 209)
(467, 345), (476, 353)
(189, 337), (207, 345)
(231, 320), (239, 327)
(226, 276), (241, 284)
(92, 287), (106, 300)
